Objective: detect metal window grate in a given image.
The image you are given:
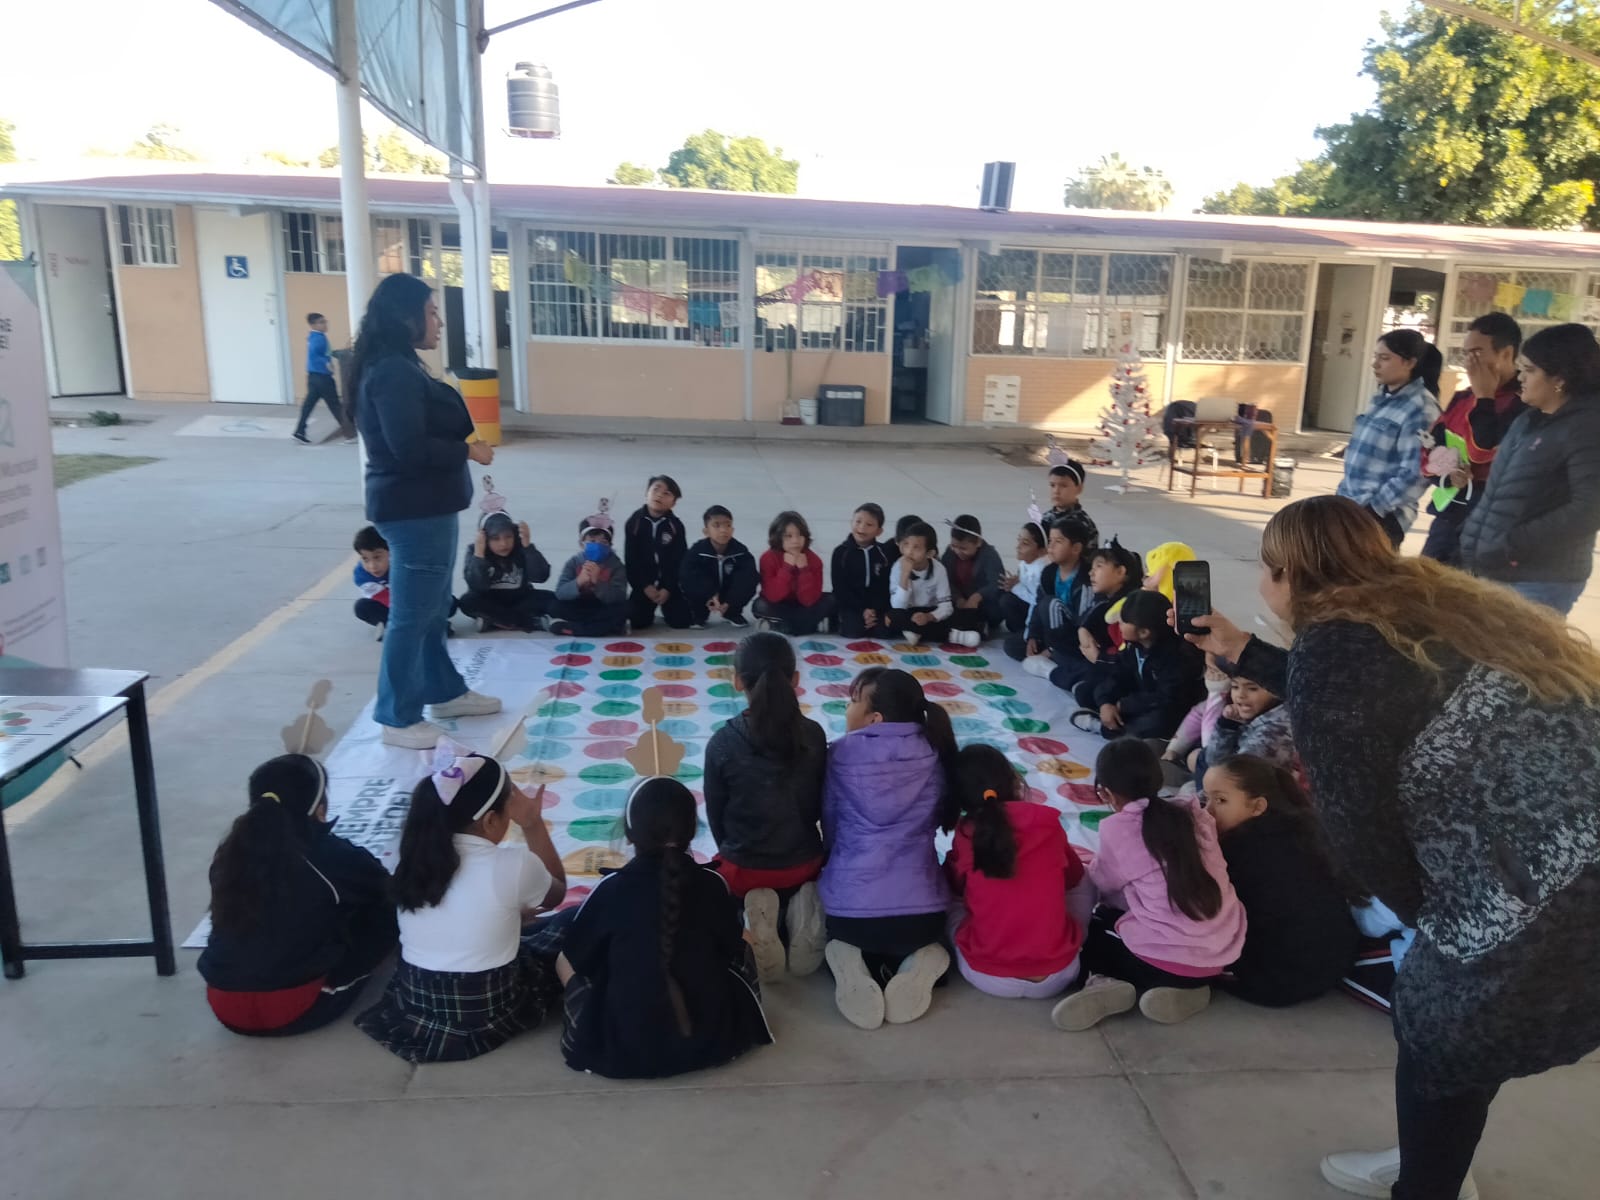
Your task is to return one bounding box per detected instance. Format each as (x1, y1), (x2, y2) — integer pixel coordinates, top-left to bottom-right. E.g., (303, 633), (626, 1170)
(115, 205), (178, 267)
(973, 249), (1171, 357)
(1446, 267), (1584, 366)
(374, 217), (405, 275)
(282, 212), (320, 274)
(1180, 258), (1309, 362)
(755, 244), (889, 353)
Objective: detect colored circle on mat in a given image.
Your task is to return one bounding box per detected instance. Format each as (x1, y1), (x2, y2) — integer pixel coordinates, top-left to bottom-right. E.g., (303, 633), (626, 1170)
(658, 719), (699, 738)
(815, 683), (852, 699)
(570, 816), (624, 843)
(536, 700), (581, 718)
(822, 700), (848, 717)
(1004, 717), (1051, 734)
(1037, 757), (1092, 780)
(811, 666), (851, 682)
(548, 681), (585, 699)
(973, 682), (1017, 698)
(804, 653), (844, 667)
(1058, 781), (1102, 806)
(707, 667), (733, 681)
(1077, 810), (1109, 833)
(575, 789), (629, 813)
(950, 655), (990, 668)
(957, 737), (1008, 753)
(654, 669), (694, 681)
(513, 763), (566, 786)
(889, 643), (921, 654)
(655, 683), (695, 698)
(655, 655), (695, 668)
(662, 700), (699, 717)
(554, 642), (595, 653)
(587, 719), (640, 737)
(706, 654), (733, 666)
(961, 669), (1004, 681)
(604, 641), (645, 653)
(524, 739), (572, 761)
(902, 654), (942, 668)
(580, 762), (635, 784)
(911, 668), (951, 681)
(593, 700), (641, 717)
(705, 641), (737, 652)
(1025, 786), (1049, 804)
(584, 740), (635, 760)
(709, 699), (747, 719)
(597, 683), (642, 699)
(707, 682), (738, 698)
(937, 700), (978, 716)
(949, 716), (994, 736)
(546, 668), (588, 682)
(987, 698), (1034, 716)
(854, 653), (892, 666)
(602, 655), (643, 668)
(540, 788), (562, 809)
(551, 654), (592, 667)
(1018, 735), (1070, 756)
(845, 641), (884, 652)
(675, 762), (704, 783)
(799, 640), (838, 652)
(655, 642), (693, 653)
(537, 720), (580, 738)
(923, 682), (962, 698)
(601, 668), (642, 681)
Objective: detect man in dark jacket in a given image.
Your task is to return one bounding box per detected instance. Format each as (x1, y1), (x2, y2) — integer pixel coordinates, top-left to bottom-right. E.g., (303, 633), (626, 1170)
(679, 505), (758, 628)
(1459, 323), (1600, 616)
(624, 474), (691, 630)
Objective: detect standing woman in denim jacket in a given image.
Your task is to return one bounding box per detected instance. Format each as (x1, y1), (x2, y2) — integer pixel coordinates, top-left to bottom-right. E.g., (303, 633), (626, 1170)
(349, 274), (501, 749)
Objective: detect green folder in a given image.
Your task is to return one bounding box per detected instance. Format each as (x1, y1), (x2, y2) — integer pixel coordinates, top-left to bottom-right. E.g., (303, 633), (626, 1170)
(1430, 429), (1470, 511)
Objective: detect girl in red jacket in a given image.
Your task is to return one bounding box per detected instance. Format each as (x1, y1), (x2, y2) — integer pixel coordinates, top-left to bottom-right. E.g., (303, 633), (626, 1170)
(754, 510), (836, 635)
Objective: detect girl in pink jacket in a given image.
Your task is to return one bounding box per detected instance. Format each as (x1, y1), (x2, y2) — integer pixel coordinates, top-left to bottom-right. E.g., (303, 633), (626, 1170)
(1051, 739), (1245, 1032)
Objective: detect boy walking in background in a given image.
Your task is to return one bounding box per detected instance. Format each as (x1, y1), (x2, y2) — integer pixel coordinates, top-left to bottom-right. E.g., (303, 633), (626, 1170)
(293, 313), (351, 444)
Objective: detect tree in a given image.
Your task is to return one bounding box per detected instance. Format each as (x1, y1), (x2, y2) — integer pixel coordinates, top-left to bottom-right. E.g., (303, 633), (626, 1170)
(123, 124), (201, 162)
(317, 129), (445, 175)
(1201, 160), (1333, 217)
(1203, 7), (1600, 229)
(657, 130), (798, 193)
(260, 149), (311, 168)
(608, 161), (656, 186)
(1063, 153), (1175, 211)
(0, 117), (18, 261)
(1089, 344), (1163, 493)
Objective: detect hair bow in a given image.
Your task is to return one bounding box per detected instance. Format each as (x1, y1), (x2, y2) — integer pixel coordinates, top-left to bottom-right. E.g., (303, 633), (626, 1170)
(430, 737), (503, 818)
(1027, 492), (1044, 528)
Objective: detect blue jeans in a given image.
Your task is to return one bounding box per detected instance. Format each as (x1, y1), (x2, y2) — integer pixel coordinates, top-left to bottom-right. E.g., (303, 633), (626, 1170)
(374, 513), (466, 727)
(1509, 579), (1586, 616)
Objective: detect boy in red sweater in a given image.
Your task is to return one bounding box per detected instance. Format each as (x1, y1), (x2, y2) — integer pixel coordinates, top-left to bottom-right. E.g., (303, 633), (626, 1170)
(753, 510), (836, 635)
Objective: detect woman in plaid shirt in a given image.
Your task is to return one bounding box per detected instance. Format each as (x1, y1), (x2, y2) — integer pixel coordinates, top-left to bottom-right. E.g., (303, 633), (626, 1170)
(1337, 330), (1442, 549)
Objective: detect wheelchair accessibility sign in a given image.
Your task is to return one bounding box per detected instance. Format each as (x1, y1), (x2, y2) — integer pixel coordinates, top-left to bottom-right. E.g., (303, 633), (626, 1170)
(225, 255), (249, 279)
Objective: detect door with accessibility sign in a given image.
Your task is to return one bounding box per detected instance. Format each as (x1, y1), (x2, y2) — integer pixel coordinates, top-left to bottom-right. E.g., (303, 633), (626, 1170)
(194, 211), (287, 404)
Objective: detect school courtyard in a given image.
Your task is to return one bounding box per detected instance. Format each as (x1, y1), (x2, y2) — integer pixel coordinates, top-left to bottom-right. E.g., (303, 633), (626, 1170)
(1, 403), (1596, 1200)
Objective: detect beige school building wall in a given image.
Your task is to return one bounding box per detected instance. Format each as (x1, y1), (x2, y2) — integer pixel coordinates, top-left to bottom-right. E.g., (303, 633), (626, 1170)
(526, 342), (744, 419)
(114, 204), (210, 400)
(752, 349), (891, 424)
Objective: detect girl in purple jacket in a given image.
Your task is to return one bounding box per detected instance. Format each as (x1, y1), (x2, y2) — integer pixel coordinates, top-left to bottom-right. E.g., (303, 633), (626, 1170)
(820, 667), (959, 1030)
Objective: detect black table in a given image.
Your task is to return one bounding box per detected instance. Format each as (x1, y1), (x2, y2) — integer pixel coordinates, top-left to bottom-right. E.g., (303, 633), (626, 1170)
(0, 667), (175, 979)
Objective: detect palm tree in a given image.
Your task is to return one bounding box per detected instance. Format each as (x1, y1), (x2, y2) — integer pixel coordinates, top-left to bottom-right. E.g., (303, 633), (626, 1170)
(1063, 153), (1174, 211)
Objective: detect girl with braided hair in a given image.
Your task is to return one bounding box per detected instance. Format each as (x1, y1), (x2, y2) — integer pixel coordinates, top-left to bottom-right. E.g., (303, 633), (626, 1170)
(554, 777), (772, 1078)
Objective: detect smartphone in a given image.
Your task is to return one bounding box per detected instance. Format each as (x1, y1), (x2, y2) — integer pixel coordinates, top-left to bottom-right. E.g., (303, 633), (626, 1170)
(1172, 560), (1212, 637)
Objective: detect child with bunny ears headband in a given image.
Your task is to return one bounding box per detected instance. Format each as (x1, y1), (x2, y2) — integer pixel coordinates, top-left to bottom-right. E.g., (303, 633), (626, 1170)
(355, 739), (567, 1063)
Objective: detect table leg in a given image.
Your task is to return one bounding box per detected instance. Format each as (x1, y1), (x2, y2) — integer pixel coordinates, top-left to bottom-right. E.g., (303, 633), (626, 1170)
(125, 683), (175, 976)
(1166, 437), (1176, 492)
(1190, 437), (1200, 497)
(1263, 429), (1278, 498)
(0, 786), (23, 978)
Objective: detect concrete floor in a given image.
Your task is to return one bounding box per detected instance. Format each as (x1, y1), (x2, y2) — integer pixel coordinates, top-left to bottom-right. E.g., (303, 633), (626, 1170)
(2, 403), (1596, 1200)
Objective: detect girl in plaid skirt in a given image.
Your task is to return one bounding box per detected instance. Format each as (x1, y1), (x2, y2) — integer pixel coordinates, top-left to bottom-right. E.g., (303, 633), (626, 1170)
(356, 741), (566, 1062)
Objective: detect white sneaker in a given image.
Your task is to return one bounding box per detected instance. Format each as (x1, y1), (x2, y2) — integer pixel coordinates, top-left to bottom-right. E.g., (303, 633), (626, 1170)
(428, 690), (502, 719)
(1050, 973), (1137, 1030)
(1139, 985), (1211, 1024)
(1320, 1147), (1478, 1199)
(903, 630), (921, 646)
(381, 720), (448, 749)
(884, 943), (950, 1024)
(824, 940), (884, 1030)
(1022, 654), (1055, 678)
(785, 881), (826, 977)
(744, 889), (785, 985)
(950, 629), (982, 648)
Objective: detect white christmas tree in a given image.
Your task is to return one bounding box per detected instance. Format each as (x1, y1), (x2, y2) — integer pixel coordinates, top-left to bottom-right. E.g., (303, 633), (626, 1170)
(1088, 343), (1163, 493)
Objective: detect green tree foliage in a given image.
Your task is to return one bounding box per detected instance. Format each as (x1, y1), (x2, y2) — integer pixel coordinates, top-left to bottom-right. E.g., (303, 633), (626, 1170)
(1202, 161), (1333, 217)
(1, 117), (19, 261)
(1203, 5), (1600, 229)
(1063, 153), (1175, 211)
(317, 129), (445, 175)
(261, 149), (311, 168)
(123, 124), (201, 162)
(657, 131), (798, 193)
(608, 161), (657, 186)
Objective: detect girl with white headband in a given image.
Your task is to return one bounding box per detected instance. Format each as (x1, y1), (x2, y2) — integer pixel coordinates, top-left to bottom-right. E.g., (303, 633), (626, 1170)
(200, 754), (397, 1037)
(356, 740), (566, 1062)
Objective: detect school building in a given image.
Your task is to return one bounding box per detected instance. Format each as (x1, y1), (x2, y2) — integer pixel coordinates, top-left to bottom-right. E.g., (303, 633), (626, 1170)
(5, 168), (1600, 434)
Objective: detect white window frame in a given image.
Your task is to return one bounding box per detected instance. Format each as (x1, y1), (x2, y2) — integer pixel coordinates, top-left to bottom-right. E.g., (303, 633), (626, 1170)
(1443, 264), (1596, 366)
(116, 205), (178, 267)
(281, 211), (346, 274)
(1179, 257), (1313, 363)
(754, 238), (890, 354)
(972, 248), (1173, 359)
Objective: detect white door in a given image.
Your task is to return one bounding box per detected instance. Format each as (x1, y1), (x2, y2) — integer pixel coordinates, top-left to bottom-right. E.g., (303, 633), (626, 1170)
(1309, 264), (1376, 433)
(35, 205), (123, 396)
(193, 209), (289, 404)
(923, 251), (959, 425)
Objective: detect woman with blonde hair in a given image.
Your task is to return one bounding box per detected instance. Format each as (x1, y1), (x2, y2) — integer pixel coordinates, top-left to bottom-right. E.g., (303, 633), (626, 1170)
(1187, 494), (1600, 1200)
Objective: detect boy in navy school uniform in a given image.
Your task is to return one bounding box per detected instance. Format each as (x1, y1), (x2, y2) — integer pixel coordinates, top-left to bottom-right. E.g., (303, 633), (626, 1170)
(830, 502), (893, 637)
(624, 475), (692, 631)
(681, 506), (758, 628)
(294, 313), (351, 445)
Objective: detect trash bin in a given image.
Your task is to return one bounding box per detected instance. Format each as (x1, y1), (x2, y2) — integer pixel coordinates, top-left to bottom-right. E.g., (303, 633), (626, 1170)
(1271, 456), (1296, 498)
(817, 385), (865, 427)
(452, 367), (501, 446)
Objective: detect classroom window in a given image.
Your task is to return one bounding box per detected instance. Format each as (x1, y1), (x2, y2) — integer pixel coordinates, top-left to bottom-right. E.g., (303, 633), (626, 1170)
(527, 228), (741, 345)
(972, 249), (1172, 357)
(406, 217), (434, 279)
(373, 217), (405, 275)
(115, 205), (178, 267)
(754, 246), (888, 352)
(280, 212), (346, 274)
(1180, 258), (1309, 362)
(319, 216), (346, 273)
(1446, 267), (1587, 367)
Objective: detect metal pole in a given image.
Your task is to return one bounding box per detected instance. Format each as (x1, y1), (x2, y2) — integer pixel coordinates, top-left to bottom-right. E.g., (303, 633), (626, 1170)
(335, 0), (375, 334)
(468, 0), (495, 373)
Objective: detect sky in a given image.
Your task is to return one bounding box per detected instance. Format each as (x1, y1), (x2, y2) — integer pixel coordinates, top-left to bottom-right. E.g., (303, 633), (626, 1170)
(0, 0), (1395, 211)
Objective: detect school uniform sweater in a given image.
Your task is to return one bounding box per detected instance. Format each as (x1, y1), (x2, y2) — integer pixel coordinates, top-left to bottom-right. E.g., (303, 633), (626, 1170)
(830, 536), (892, 615)
(680, 537), (758, 608)
(1041, 502), (1100, 549)
(890, 559), (954, 619)
(624, 507), (687, 593)
(1024, 560), (1094, 643)
(1091, 631), (1206, 734)
(940, 543), (1006, 609)
(462, 542), (551, 592)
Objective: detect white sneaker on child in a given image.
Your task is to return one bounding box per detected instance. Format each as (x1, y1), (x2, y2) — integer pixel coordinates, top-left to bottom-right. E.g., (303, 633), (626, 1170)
(884, 943), (950, 1024)
(785, 881), (826, 977)
(1139, 985), (1211, 1024)
(824, 941), (885, 1030)
(1050, 973), (1137, 1030)
(1022, 654), (1055, 679)
(744, 889), (786, 985)
(1320, 1147), (1478, 1199)
(950, 629), (982, 648)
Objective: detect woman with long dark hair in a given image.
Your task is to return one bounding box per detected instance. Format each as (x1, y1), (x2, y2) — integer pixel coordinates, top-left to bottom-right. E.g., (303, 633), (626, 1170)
(1189, 494), (1600, 1199)
(350, 274), (499, 748)
(1337, 328), (1442, 549)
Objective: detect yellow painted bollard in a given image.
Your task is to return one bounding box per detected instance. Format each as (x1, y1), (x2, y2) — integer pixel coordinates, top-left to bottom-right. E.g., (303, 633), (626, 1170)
(453, 368), (501, 446)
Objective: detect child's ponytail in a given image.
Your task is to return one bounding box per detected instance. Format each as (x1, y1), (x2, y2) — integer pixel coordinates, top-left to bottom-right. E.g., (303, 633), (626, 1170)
(1096, 739), (1220, 922)
(955, 745), (1019, 878)
(624, 777), (700, 1039)
(209, 754), (327, 935)
(735, 632), (804, 762)
(392, 749), (510, 912)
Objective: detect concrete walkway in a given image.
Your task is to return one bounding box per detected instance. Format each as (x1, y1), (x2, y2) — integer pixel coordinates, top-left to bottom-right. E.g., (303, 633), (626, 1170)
(2, 403), (1595, 1199)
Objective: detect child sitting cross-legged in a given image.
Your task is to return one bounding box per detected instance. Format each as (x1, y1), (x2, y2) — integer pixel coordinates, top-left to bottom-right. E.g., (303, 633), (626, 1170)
(942, 515), (1006, 640)
(459, 511), (553, 633)
(1197, 661), (1297, 779)
(550, 509), (629, 637)
(1083, 589), (1205, 741)
(199, 755), (398, 1037)
(681, 505), (758, 629)
(889, 522), (974, 646)
(1013, 514), (1095, 667)
(831, 502), (894, 638)
(356, 742), (566, 1062)
(1035, 537), (1143, 695)
(1204, 755), (1358, 1008)
(703, 632), (828, 983)
(945, 745), (1093, 1000)
(821, 668), (956, 1029)
(1051, 739), (1245, 1031)
(754, 510), (835, 635)
(352, 525), (392, 640)
(552, 777), (773, 1079)
(998, 521), (1048, 639)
